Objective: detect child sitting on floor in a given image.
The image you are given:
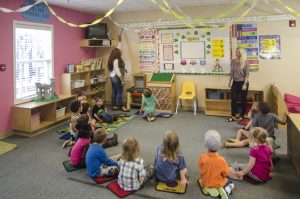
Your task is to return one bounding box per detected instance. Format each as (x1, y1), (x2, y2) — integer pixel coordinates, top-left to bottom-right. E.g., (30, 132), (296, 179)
(86, 128), (119, 178)
(154, 130), (188, 187)
(140, 88), (160, 122)
(198, 130), (235, 199)
(75, 114), (118, 148)
(224, 102), (287, 149)
(62, 100), (82, 148)
(70, 123), (91, 168)
(118, 138), (154, 191)
(92, 97), (115, 123)
(224, 104), (258, 148)
(230, 127), (273, 184)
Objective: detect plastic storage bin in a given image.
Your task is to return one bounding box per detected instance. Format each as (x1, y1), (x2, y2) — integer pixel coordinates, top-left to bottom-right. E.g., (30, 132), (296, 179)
(56, 107), (66, 118)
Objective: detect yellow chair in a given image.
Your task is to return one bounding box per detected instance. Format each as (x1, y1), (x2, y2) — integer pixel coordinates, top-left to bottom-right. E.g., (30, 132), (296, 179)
(176, 82), (197, 116)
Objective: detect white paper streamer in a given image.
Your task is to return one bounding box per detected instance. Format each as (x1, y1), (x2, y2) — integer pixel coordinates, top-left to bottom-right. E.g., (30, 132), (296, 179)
(0, 0), (44, 13)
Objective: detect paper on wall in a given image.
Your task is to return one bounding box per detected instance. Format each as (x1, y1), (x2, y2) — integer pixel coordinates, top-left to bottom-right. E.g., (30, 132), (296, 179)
(124, 60), (132, 81)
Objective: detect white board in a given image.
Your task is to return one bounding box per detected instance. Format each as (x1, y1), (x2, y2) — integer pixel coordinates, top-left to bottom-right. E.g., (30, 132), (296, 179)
(180, 41), (205, 59)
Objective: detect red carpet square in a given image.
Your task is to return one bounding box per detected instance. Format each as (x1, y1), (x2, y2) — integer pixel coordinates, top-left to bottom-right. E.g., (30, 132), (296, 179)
(107, 181), (136, 198)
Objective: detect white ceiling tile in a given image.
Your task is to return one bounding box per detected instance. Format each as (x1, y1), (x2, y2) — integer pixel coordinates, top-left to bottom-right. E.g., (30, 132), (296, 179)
(47, 0), (257, 14)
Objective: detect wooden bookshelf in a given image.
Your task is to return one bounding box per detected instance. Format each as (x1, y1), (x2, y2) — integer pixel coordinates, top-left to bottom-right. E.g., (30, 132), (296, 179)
(61, 69), (106, 102)
(12, 95), (76, 135)
(204, 86), (264, 117)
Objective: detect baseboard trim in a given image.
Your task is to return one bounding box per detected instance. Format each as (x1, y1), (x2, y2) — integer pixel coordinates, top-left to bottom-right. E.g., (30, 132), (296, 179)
(0, 131), (16, 140)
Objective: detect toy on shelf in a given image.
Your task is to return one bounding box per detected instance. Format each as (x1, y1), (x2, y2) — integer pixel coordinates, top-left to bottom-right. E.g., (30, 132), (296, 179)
(127, 73), (146, 109)
(147, 73), (176, 113)
(35, 78), (56, 100)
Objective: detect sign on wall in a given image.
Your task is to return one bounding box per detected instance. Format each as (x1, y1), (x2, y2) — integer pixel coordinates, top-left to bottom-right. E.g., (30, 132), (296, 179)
(21, 0), (51, 23)
(259, 35), (281, 59)
(138, 28), (158, 73)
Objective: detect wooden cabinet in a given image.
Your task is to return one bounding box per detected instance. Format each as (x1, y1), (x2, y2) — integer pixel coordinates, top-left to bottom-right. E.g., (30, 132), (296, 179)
(204, 86), (264, 117)
(61, 69), (106, 101)
(287, 114), (300, 176)
(12, 95), (76, 136)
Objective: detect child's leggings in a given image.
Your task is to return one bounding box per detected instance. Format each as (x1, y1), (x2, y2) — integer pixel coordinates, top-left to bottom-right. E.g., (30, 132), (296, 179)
(231, 162), (262, 182)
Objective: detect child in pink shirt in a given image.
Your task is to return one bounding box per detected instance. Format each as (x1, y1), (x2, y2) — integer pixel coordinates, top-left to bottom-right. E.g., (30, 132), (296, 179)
(230, 127), (273, 183)
(70, 123), (91, 168)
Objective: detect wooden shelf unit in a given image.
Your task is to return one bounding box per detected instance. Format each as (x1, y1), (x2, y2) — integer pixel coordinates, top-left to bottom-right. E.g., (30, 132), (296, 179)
(12, 95), (76, 135)
(271, 84), (287, 129)
(204, 86), (264, 117)
(80, 39), (118, 48)
(146, 73), (176, 113)
(61, 69), (106, 101)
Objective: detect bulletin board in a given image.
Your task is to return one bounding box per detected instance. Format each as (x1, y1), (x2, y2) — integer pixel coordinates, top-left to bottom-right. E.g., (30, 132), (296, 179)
(231, 24), (259, 71)
(158, 28), (231, 74)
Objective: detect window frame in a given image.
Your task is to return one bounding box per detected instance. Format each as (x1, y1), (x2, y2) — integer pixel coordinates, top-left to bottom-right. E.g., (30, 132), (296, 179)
(13, 21), (54, 105)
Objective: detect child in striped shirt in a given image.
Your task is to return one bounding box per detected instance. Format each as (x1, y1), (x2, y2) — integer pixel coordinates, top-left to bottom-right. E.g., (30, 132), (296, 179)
(118, 138), (154, 191)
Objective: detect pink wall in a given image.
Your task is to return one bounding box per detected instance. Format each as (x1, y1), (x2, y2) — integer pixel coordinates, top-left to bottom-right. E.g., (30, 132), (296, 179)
(0, 0), (96, 133)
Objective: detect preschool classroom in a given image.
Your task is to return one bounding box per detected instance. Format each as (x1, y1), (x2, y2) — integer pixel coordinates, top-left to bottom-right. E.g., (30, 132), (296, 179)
(1, 0), (300, 199)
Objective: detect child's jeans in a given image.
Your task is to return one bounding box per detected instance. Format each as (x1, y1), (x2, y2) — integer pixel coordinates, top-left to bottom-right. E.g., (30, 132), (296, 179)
(98, 113), (114, 123)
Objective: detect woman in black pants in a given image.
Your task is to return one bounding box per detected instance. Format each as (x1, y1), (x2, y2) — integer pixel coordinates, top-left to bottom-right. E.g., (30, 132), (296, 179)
(227, 48), (250, 122)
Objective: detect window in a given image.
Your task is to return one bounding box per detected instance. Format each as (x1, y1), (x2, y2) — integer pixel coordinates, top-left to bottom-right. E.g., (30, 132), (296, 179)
(13, 21), (53, 104)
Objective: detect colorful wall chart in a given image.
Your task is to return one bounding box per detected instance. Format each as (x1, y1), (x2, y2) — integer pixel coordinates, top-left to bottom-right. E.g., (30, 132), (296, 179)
(138, 28), (158, 73)
(232, 24), (259, 71)
(259, 35), (281, 59)
(158, 28), (231, 74)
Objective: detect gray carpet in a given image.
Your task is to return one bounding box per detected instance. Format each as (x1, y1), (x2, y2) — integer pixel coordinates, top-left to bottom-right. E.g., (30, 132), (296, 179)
(1, 111), (300, 199)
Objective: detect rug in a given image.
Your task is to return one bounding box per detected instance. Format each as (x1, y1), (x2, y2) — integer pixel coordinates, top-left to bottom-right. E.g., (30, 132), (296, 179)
(0, 141), (17, 155)
(95, 115), (137, 135)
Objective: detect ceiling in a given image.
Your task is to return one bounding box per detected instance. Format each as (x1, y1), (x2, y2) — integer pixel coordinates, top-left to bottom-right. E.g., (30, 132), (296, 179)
(47, 0), (247, 14)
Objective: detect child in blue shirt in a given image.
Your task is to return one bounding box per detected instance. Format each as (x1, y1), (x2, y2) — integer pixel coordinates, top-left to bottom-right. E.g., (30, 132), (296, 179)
(154, 130), (188, 187)
(86, 128), (119, 177)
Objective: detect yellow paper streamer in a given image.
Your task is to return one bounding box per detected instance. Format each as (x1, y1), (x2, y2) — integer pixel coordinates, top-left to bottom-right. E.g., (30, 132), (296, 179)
(277, 0), (300, 17)
(152, 0), (248, 24)
(43, 0), (125, 28)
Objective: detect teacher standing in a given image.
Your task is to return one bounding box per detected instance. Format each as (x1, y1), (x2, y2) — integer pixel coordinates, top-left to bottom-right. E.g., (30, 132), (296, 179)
(108, 48), (129, 112)
(227, 48), (250, 122)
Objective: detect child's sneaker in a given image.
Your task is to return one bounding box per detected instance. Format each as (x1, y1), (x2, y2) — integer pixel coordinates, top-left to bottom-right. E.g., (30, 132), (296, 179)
(147, 115), (151, 122)
(218, 188), (229, 199)
(62, 139), (72, 148)
(150, 115), (155, 121)
(108, 167), (119, 176)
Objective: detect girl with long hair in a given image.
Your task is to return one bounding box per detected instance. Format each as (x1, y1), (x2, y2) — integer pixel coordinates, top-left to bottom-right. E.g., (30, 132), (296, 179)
(227, 48), (250, 122)
(108, 48), (129, 112)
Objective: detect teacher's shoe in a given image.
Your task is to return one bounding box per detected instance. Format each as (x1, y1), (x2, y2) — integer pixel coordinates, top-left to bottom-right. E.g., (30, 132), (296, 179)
(112, 106), (120, 111)
(121, 106), (130, 112)
(226, 117), (236, 122)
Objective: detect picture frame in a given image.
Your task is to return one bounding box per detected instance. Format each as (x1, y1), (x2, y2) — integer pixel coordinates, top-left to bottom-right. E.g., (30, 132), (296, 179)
(66, 64), (75, 73)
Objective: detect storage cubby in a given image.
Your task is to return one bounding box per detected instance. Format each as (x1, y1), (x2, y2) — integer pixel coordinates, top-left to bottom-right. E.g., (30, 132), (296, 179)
(12, 95), (76, 136)
(204, 86), (264, 117)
